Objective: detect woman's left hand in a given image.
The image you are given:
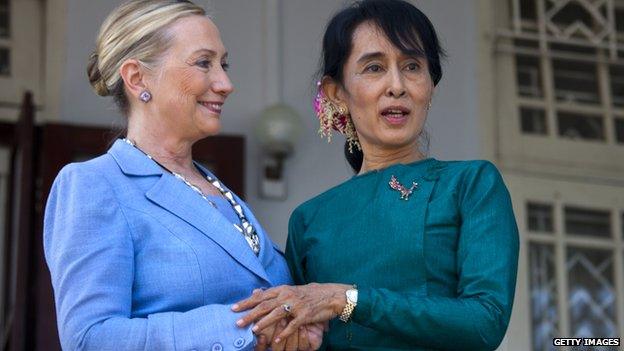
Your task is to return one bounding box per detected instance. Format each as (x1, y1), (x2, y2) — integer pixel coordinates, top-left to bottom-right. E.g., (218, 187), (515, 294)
(233, 283), (350, 343)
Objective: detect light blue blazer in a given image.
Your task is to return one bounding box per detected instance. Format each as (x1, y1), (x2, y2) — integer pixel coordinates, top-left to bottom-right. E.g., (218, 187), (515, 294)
(44, 139), (292, 351)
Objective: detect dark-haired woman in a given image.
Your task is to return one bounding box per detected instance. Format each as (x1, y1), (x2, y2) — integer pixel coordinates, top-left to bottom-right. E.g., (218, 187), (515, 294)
(234, 0), (519, 350)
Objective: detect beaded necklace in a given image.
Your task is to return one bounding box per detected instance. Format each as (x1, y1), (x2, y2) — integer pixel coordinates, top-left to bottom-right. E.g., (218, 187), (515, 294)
(123, 138), (260, 255)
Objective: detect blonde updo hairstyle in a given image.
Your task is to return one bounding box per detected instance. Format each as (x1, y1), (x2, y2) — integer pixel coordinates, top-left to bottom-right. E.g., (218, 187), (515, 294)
(87, 0), (206, 115)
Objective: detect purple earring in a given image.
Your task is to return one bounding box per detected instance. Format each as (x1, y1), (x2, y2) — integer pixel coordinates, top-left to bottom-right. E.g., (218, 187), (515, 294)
(139, 90), (152, 103)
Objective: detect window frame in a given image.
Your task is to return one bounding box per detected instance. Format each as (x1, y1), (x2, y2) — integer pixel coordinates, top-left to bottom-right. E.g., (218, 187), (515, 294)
(491, 0), (624, 182)
(0, 0), (43, 120)
(504, 173), (624, 351)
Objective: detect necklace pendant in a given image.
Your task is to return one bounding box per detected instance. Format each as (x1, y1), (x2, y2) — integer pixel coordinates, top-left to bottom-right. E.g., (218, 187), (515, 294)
(389, 175), (418, 201)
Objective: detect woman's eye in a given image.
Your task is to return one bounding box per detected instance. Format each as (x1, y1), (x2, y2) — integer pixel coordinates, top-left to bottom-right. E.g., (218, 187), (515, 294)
(405, 62), (420, 71)
(364, 64), (383, 73)
(221, 62), (230, 71)
(196, 59), (212, 69)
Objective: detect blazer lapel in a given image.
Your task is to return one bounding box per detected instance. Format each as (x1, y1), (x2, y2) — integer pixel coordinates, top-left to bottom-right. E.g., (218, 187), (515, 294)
(145, 175), (270, 283)
(193, 163), (277, 271)
(108, 139), (270, 283)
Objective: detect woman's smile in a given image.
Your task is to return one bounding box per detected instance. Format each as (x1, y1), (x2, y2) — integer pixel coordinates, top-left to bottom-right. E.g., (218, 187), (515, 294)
(197, 100), (223, 117)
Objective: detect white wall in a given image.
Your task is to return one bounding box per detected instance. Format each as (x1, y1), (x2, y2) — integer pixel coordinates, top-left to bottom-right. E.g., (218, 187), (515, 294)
(60, 0), (124, 126)
(56, 0), (481, 248)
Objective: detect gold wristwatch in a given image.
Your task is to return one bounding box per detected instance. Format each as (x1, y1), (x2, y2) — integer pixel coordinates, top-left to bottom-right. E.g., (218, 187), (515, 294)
(339, 286), (358, 322)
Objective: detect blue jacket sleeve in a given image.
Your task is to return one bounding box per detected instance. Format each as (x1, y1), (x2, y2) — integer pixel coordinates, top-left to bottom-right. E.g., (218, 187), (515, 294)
(43, 164), (255, 351)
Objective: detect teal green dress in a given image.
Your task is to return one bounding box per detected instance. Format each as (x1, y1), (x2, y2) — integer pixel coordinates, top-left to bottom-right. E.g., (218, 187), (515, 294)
(286, 159), (519, 351)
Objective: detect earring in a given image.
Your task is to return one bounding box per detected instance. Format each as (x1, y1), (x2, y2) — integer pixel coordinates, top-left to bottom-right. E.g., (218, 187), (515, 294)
(139, 90), (152, 103)
(427, 100), (432, 111)
(343, 115), (361, 154)
(313, 81), (361, 153)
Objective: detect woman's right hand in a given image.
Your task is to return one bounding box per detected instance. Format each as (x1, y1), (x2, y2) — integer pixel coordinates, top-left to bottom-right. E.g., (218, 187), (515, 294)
(235, 283), (348, 343)
(254, 319), (325, 351)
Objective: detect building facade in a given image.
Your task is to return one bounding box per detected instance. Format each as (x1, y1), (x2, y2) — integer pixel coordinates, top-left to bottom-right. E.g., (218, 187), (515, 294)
(1, 0), (623, 350)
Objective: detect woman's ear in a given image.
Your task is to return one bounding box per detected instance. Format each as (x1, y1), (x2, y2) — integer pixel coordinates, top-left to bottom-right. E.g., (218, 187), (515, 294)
(119, 59), (148, 100)
(320, 76), (347, 108)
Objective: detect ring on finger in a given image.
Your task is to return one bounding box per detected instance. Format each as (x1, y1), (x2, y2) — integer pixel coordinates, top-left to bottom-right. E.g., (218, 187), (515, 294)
(281, 303), (292, 315)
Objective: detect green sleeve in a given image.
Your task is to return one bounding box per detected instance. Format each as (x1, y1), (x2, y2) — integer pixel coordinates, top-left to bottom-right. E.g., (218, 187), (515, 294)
(352, 162), (519, 351)
(285, 208), (307, 285)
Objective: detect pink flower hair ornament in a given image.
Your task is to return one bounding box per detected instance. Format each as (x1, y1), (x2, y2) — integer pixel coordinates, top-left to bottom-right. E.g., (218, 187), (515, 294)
(313, 81), (361, 152)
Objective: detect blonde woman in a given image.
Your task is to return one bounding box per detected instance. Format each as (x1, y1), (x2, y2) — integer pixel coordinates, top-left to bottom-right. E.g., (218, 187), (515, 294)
(43, 1), (321, 350)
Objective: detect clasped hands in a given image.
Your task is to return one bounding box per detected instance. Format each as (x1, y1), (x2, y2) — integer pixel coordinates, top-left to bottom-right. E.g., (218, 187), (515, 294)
(232, 283), (351, 351)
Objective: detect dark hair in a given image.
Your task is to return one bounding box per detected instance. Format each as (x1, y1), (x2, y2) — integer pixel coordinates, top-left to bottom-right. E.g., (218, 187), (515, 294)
(320, 0), (445, 173)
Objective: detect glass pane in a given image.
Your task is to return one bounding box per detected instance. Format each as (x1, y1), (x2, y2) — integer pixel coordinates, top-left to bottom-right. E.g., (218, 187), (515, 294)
(565, 206), (611, 237)
(610, 65), (624, 107)
(553, 60), (600, 104)
(557, 113), (605, 141)
(527, 202), (554, 232)
(520, 107), (548, 135)
(567, 247), (618, 342)
(615, 119), (624, 144)
(0, 0), (7, 39)
(617, 7), (624, 33)
(514, 38), (539, 49)
(0, 47), (8, 76)
(0, 11), (8, 38)
(529, 243), (558, 351)
(516, 55), (543, 98)
(549, 1), (598, 34)
(550, 43), (597, 56)
(520, 0), (537, 21)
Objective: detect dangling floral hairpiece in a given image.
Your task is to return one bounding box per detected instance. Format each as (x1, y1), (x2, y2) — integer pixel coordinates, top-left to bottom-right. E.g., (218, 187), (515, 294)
(313, 81), (361, 153)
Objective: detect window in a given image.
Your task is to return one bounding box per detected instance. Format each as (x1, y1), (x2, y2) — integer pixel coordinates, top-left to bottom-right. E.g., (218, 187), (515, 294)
(557, 112), (604, 141)
(521, 108), (548, 135)
(616, 118), (624, 143)
(527, 202), (554, 232)
(565, 206), (611, 237)
(0, 0), (8, 38)
(506, 0), (621, 143)
(567, 247), (617, 339)
(516, 55), (543, 98)
(526, 201), (621, 351)
(552, 58), (599, 105)
(0, 48), (8, 76)
(528, 242), (558, 351)
(0, 0), (9, 76)
(0, 0), (43, 114)
(494, 0), (624, 180)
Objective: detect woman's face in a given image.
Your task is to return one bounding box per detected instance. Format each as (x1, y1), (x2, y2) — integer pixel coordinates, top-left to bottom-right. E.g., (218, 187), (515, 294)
(146, 15), (233, 140)
(333, 22), (434, 152)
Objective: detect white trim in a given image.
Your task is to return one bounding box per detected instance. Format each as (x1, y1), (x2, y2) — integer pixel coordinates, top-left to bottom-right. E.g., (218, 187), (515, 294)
(476, 0), (500, 161)
(614, 211), (624, 340)
(41, 0), (67, 122)
(554, 196), (571, 340)
(262, 0), (282, 106)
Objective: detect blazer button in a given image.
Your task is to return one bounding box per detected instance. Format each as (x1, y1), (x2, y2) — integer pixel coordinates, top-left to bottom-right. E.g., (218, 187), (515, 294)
(211, 342), (223, 351)
(234, 337), (245, 348)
